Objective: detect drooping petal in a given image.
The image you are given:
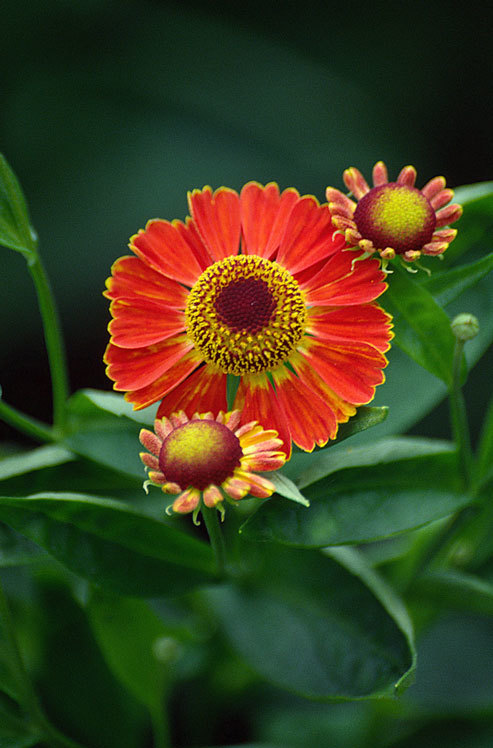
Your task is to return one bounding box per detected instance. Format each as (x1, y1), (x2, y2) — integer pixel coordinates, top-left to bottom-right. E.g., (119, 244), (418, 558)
(298, 337), (387, 404)
(306, 305), (393, 353)
(108, 298), (186, 348)
(240, 181), (299, 259)
(124, 349), (202, 410)
(276, 196), (340, 274)
(271, 366), (337, 451)
(172, 488), (201, 514)
(233, 373), (291, 458)
(104, 256), (188, 309)
(131, 219), (205, 287)
(104, 336), (194, 391)
(156, 364), (227, 419)
(188, 186), (241, 261)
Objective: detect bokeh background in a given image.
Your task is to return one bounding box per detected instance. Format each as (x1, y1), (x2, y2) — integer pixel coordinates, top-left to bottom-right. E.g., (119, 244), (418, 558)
(1, 0), (492, 445)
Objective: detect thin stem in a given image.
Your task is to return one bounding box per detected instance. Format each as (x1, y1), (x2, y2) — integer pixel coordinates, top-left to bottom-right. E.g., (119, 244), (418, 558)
(449, 338), (474, 490)
(26, 252), (70, 432)
(201, 506), (226, 576)
(0, 399), (54, 443)
(151, 699), (171, 748)
(0, 574), (86, 748)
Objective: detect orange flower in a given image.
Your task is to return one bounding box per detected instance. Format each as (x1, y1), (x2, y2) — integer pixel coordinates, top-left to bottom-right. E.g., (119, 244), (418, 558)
(139, 409), (285, 521)
(326, 161), (462, 266)
(105, 182), (392, 457)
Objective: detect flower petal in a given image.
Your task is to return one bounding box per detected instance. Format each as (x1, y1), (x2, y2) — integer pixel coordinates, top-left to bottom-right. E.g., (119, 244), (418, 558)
(303, 252), (387, 306)
(271, 367), (337, 451)
(306, 305), (393, 353)
(240, 181), (299, 259)
(233, 373), (291, 458)
(108, 298), (186, 348)
(172, 488), (201, 514)
(156, 364), (227, 419)
(298, 337), (387, 404)
(104, 256), (188, 309)
(289, 350), (356, 425)
(276, 196), (340, 274)
(131, 219), (205, 287)
(188, 186), (241, 261)
(104, 336), (194, 391)
(123, 349), (202, 410)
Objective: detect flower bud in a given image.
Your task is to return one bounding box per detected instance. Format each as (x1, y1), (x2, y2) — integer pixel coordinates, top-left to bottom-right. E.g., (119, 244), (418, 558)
(451, 313), (479, 342)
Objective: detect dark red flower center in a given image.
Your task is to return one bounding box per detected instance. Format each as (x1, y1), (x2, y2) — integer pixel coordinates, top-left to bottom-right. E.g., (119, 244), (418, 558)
(159, 419), (243, 490)
(215, 278), (276, 333)
(354, 183), (436, 254)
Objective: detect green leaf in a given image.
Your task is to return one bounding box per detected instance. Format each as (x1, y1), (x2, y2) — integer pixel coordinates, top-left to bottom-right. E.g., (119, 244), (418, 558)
(201, 545), (415, 700)
(266, 473), (309, 507)
(0, 492), (216, 595)
(241, 446), (471, 547)
(87, 589), (170, 711)
(0, 523), (44, 567)
(477, 392), (493, 486)
(411, 569), (493, 616)
(444, 183), (493, 266)
(382, 265), (457, 385)
(0, 154), (35, 256)
(423, 251), (493, 308)
(73, 389), (157, 426)
(0, 446), (74, 481)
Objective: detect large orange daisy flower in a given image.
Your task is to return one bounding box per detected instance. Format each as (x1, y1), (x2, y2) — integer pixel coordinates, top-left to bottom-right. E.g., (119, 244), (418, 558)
(104, 182), (392, 457)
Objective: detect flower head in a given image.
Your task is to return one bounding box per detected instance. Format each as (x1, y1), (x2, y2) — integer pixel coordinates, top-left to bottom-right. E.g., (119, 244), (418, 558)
(139, 409), (285, 521)
(105, 182), (393, 457)
(326, 162), (462, 265)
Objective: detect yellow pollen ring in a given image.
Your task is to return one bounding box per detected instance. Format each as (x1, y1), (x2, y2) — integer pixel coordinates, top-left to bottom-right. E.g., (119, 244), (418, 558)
(186, 255), (306, 375)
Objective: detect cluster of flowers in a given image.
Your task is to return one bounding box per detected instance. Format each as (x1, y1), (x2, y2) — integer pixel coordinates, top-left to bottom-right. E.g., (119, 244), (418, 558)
(104, 162), (462, 519)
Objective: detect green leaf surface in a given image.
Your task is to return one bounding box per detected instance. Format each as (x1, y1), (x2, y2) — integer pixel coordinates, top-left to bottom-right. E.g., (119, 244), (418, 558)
(444, 183), (493, 266)
(74, 389), (158, 426)
(0, 446), (74, 481)
(87, 589), (169, 711)
(202, 545), (414, 700)
(411, 569), (493, 616)
(477, 392), (493, 486)
(422, 251), (493, 308)
(382, 266), (457, 385)
(0, 523), (44, 567)
(242, 446), (471, 547)
(265, 472), (309, 507)
(0, 154), (35, 256)
(0, 493), (216, 595)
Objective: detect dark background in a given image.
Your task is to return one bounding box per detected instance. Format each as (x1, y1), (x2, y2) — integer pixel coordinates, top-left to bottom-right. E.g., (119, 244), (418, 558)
(1, 0), (492, 442)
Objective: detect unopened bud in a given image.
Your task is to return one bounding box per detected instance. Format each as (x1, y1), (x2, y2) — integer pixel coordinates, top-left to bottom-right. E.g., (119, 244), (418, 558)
(451, 313), (479, 342)
(152, 636), (181, 664)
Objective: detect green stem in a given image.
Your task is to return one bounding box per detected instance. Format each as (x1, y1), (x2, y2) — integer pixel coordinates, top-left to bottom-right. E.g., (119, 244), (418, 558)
(0, 399), (54, 442)
(449, 337), (473, 490)
(202, 506), (226, 576)
(26, 252), (70, 432)
(0, 575), (86, 748)
(150, 699), (171, 748)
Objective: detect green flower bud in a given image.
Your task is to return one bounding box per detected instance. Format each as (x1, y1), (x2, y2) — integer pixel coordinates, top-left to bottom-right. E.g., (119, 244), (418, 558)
(451, 313), (479, 342)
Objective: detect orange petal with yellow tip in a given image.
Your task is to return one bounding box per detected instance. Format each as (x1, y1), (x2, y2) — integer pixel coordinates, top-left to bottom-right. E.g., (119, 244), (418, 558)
(203, 485), (223, 508)
(240, 182), (299, 259)
(290, 352), (356, 426)
(104, 255), (188, 308)
(104, 336), (194, 391)
(109, 299), (185, 348)
(188, 186), (241, 261)
(233, 373), (291, 459)
(271, 367), (336, 452)
(303, 253), (387, 306)
(131, 219), (204, 287)
(306, 305), (393, 353)
(125, 349), (202, 410)
(139, 429), (162, 456)
(276, 197), (339, 275)
(172, 488), (201, 514)
(156, 364), (227, 420)
(298, 338), (387, 404)
(343, 167), (370, 199)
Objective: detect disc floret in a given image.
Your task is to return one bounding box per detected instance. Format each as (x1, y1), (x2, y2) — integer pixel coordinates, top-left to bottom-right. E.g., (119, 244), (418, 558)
(139, 409), (286, 521)
(186, 255), (306, 375)
(326, 161), (462, 266)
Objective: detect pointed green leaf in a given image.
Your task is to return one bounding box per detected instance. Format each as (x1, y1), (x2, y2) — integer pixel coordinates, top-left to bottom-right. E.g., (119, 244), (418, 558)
(87, 590), (170, 711)
(382, 265), (457, 384)
(201, 545), (414, 700)
(0, 446), (74, 481)
(423, 251), (493, 308)
(0, 493), (216, 595)
(242, 447), (472, 547)
(267, 472), (309, 507)
(0, 154), (35, 256)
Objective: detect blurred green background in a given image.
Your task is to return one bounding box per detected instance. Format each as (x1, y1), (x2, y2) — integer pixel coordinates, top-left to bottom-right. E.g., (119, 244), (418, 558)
(0, 0), (491, 438)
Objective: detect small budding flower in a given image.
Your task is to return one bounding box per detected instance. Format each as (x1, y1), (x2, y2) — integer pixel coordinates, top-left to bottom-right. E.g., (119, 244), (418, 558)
(451, 313), (480, 342)
(326, 161), (462, 269)
(139, 409), (286, 523)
